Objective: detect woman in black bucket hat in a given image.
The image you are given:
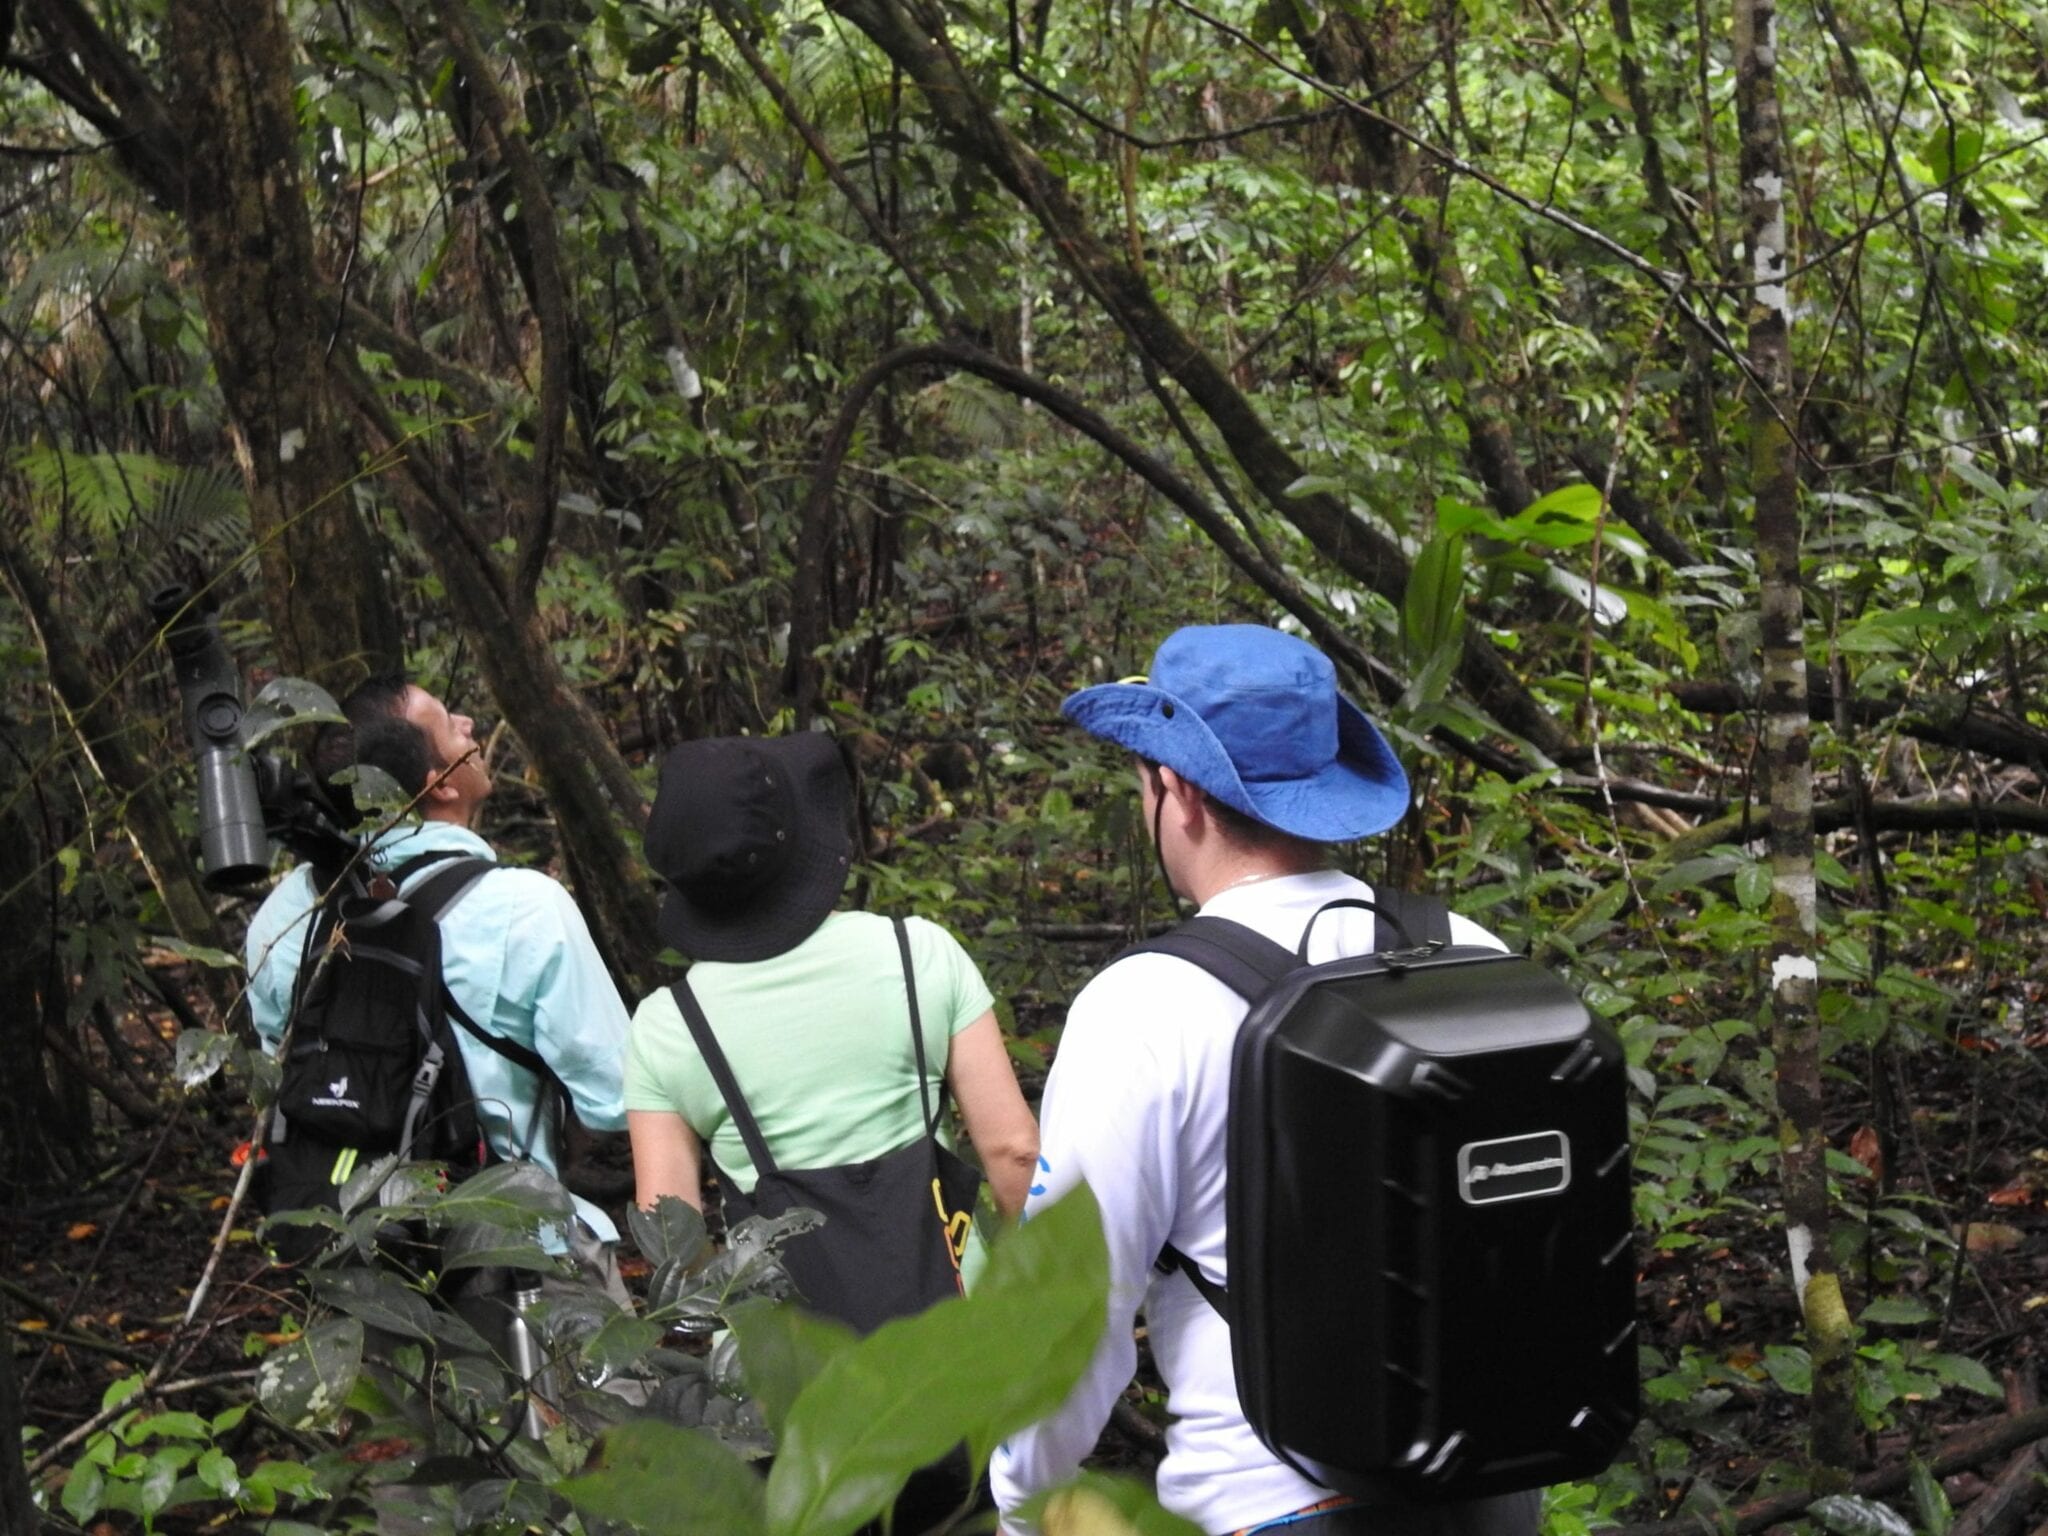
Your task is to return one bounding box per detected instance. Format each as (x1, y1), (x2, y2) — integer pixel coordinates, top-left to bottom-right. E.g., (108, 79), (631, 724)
(624, 732), (1039, 1327)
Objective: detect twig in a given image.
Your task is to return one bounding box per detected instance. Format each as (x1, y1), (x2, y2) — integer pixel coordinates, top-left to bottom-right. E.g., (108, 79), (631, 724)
(22, 1099), (184, 1394)
(1949, 1372), (2042, 1536)
(1609, 1404), (2048, 1536)
(11, 1322), (148, 1367)
(1157, 0), (1784, 427)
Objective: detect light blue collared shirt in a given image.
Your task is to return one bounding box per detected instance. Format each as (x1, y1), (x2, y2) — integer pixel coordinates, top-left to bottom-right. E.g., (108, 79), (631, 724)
(244, 821), (631, 1245)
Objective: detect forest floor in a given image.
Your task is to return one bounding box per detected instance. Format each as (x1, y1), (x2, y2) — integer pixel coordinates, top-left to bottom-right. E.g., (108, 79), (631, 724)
(6, 978), (2047, 1533)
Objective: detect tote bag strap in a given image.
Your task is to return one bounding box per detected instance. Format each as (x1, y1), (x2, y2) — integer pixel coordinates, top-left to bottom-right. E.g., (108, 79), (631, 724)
(670, 977), (779, 1178)
(892, 917), (950, 1137)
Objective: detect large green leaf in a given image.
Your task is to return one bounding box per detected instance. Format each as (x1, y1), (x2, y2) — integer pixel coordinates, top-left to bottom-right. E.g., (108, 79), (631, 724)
(1402, 532), (1467, 670)
(562, 1419), (767, 1536)
(429, 1161), (575, 1229)
(728, 1299), (856, 1438)
(764, 1183), (1109, 1536)
(630, 1193), (712, 1269)
(256, 1317), (364, 1428)
(307, 1267), (438, 1343)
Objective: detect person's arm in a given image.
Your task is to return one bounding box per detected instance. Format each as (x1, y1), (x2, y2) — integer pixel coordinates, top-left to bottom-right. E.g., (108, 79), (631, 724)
(628, 1109), (704, 1211)
(944, 1012), (1039, 1221)
(243, 871), (316, 1055)
(514, 876), (632, 1132)
(990, 963), (1183, 1527)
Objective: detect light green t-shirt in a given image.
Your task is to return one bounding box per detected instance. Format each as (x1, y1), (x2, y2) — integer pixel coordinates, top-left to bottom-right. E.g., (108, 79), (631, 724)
(625, 911), (996, 1195)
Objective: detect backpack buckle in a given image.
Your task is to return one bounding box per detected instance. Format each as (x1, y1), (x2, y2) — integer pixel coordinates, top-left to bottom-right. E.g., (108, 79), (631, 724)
(1378, 939), (1447, 974)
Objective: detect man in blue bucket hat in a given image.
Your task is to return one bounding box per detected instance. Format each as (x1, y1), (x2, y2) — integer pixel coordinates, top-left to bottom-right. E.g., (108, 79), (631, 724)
(993, 625), (1537, 1536)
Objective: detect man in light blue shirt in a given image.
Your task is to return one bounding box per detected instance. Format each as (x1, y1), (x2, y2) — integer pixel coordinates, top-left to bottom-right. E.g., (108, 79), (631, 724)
(243, 676), (632, 1284)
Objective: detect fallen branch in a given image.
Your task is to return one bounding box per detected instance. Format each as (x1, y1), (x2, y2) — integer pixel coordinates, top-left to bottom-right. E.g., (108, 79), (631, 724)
(1608, 1403), (2048, 1536)
(1664, 797), (2048, 861)
(1949, 1372), (2043, 1536)
(1671, 681), (2048, 770)
(10, 1320), (148, 1367)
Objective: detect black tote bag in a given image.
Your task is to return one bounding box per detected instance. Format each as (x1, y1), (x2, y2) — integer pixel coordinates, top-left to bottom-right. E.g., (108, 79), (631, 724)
(672, 917), (985, 1335)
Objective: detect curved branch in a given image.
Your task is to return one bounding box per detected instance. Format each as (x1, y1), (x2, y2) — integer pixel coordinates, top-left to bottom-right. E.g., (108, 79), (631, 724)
(10, 0), (182, 204)
(790, 341), (1531, 780)
(827, 0), (1570, 757)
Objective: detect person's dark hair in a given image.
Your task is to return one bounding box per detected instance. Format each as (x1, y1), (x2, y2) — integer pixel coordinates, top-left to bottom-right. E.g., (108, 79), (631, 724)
(309, 672), (439, 802)
(1138, 757), (1324, 855)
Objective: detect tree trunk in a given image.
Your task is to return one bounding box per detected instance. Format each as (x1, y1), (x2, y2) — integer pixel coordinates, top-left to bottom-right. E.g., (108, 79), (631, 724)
(0, 1300), (39, 1534)
(335, 363), (661, 987)
(1733, 0), (1857, 1480)
(0, 715), (84, 1194)
(162, 0), (401, 690)
(0, 525), (223, 953)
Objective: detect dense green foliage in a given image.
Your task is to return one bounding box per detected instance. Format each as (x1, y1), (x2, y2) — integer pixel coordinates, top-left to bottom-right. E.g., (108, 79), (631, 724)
(5, 0), (2048, 1528)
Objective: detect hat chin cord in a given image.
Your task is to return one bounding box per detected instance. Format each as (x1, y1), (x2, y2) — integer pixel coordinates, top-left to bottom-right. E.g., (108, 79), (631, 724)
(1147, 766), (1190, 916)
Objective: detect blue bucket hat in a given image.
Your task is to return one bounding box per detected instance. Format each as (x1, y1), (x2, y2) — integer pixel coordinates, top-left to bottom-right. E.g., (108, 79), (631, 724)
(1061, 625), (1410, 842)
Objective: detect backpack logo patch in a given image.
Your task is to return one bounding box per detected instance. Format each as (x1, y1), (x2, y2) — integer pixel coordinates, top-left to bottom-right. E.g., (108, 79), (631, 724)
(1458, 1130), (1571, 1205)
(313, 1075), (359, 1110)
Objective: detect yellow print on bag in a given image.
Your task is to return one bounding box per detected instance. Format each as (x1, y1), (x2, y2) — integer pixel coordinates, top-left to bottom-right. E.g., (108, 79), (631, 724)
(930, 1178), (973, 1269)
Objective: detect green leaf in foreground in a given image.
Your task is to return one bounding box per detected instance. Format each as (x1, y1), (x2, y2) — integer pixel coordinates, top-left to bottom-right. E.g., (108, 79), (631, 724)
(1908, 1458), (1953, 1536)
(765, 1182), (1110, 1536)
(256, 1316), (363, 1428)
(728, 1299), (856, 1438)
(630, 1193), (712, 1269)
(562, 1419), (766, 1536)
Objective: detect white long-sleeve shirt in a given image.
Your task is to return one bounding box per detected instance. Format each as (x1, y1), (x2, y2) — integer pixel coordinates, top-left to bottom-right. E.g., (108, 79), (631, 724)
(992, 870), (1505, 1536)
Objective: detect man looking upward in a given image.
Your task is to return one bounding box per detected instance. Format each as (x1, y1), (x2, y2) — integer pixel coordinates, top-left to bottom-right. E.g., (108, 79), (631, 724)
(243, 675), (632, 1289)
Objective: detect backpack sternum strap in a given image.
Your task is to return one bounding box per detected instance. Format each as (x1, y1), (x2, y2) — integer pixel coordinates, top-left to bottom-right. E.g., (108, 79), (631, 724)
(400, 1039), (449, 1161)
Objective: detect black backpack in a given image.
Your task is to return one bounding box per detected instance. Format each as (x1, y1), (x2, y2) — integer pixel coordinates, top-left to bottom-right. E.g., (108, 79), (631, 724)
(1124, 891), (1638, 1503)
(669, 917), (984, 1335)
(259, 852), (569, 1265)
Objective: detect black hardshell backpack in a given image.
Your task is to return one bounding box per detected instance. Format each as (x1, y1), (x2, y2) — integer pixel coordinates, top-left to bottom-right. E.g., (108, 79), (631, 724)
(1126, 891), (1638, 1503)
(260, 852), (569, 1266)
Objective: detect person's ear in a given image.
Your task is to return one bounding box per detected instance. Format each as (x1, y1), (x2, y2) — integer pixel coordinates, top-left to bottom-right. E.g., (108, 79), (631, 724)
(1156, 766), (1205, 831)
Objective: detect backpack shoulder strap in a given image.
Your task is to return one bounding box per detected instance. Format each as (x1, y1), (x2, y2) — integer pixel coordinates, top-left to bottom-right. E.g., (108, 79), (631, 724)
(1157, 1243), (1232, 1320)
(1120, 916), (1295, 1323)
(1116, 915), (1296, 1001)
(398, 854), (494, 923)
(400, 854), (570, 1157)
(671, 977), (778, 1178)
(1368, 888), (1453, 948)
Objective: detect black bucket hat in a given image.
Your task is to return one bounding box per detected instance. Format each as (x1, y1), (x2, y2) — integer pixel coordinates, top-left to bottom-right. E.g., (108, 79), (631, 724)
(645, 733), (853, 962)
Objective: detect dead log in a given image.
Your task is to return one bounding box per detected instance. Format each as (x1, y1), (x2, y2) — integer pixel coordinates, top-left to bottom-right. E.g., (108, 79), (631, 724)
(1609, 1403), (2048, 1536)
(1672, 681), (2048, 770)
(1948, 1372), (2043, 1536)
